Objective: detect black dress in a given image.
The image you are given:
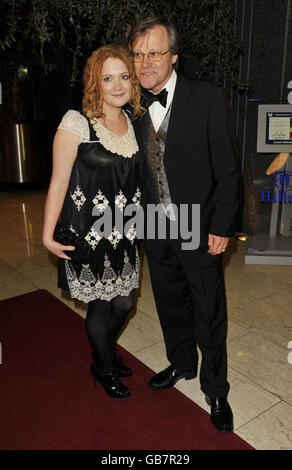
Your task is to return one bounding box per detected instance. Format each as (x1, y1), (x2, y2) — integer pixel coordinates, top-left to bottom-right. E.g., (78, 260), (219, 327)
(57, 110), (144, 303)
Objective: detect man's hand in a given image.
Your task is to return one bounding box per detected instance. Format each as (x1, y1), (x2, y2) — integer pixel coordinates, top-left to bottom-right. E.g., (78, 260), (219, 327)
(208, 234), (229, 255)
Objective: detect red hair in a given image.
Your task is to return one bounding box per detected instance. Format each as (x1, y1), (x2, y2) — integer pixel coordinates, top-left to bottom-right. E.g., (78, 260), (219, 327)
(82, 44), (145, 120)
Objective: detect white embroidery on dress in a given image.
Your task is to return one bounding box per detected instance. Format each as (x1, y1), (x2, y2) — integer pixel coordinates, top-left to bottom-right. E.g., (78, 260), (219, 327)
(91, 111), (138, 158)
(85, 226), (101, 250)
(71, 185), (86, 212)
(107, 226), (122, 249)
(65, 248), (139, 302)
(92, 189), (109, 215)
(132, 187), (141, 207)
(57, 110), (138, 158)
(69, 224), (78, 235)
(115, 189), (127, 212)
(125, 223), (136, 245)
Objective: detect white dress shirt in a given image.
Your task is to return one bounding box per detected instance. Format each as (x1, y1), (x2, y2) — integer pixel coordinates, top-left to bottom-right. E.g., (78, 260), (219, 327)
(148, 70), (177, 132)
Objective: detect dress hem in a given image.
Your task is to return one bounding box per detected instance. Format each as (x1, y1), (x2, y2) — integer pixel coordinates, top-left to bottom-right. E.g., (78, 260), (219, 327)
(67, 280), (139, 303)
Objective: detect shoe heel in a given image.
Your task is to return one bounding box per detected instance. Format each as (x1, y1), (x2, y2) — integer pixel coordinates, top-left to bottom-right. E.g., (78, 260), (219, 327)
(90, 362), (130, 398)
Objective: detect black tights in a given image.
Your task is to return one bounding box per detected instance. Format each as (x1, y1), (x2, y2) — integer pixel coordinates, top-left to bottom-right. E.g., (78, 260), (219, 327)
(85, 290), (135, 375)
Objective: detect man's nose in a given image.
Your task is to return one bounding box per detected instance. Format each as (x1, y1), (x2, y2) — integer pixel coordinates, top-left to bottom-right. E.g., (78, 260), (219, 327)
(141, 54), (151, 67)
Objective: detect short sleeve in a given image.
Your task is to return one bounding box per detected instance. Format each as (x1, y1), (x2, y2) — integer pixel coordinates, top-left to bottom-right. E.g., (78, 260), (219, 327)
(58, 110), (89, 142)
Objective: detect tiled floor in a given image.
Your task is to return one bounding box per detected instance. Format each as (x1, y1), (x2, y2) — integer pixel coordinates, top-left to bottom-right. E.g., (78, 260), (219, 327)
(0, 187), (291, 450)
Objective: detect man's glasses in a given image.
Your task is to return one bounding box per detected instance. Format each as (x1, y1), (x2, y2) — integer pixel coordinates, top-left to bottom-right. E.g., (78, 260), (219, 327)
(132, 50), (171, 63)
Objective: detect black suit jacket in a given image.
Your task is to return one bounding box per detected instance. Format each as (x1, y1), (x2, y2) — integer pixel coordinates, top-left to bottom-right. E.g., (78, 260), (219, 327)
(133, 74), (241, 246)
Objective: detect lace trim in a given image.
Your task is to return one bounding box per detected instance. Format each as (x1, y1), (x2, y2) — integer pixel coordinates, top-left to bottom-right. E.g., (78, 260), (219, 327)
(65, 248), (140, 302)
(58, 110), (138, 158)
(58, 110), (90, 141)
(90, 111), (138, 158)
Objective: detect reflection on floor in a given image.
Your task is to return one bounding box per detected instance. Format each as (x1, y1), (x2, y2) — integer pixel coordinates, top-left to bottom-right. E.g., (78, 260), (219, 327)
(0, 187), (291, 450)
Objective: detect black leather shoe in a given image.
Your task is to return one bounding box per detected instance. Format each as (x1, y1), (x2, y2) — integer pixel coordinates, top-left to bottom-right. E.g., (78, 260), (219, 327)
(111, 351), (133, 377)
(90, 363), (130, 398)
(205, 396), (234, 432)
(149, 365), (196, 390)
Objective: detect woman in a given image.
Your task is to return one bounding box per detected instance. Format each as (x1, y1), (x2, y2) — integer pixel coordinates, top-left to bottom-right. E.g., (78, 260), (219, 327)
(42, 44), (145, 399)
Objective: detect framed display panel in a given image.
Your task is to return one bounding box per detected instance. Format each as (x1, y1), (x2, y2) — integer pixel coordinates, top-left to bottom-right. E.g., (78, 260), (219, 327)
(245, 149), (292, 265)
(257, 104), (292, 153)
(245, 101), (292, 265)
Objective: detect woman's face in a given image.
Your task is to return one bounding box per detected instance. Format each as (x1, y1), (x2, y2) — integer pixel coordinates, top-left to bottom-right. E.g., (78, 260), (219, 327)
(99, 57), (133, 113)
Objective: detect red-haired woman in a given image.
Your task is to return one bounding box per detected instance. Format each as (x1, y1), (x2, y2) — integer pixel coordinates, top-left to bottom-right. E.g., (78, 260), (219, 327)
(42, 44), (145, 398)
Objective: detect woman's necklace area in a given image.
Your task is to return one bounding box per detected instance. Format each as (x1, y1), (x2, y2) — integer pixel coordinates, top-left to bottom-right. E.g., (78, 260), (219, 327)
(99, 112), (128, 137)
(90, 111), (137, 158)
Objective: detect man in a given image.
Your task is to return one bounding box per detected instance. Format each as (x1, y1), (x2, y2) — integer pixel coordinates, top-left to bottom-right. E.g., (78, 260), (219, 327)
(128, 17), (240, 433)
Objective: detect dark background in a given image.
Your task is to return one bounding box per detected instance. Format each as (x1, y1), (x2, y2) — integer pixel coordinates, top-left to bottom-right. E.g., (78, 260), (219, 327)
(0, 0), (291, 233)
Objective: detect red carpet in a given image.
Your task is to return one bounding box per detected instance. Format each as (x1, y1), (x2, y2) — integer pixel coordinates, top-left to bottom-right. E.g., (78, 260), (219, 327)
(0, 290), (254, 450)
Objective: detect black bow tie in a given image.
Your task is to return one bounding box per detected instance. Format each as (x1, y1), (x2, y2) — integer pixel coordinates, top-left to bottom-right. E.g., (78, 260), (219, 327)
(142, 88), (168, 108)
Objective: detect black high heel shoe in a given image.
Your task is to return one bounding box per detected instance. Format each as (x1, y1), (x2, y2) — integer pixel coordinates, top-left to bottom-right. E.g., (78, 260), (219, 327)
(90, 363), (130, 398)
(111, 351), (132, 377)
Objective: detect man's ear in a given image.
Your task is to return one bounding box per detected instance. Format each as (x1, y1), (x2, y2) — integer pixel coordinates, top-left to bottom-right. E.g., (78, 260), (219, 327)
(172, 54), (178, 65)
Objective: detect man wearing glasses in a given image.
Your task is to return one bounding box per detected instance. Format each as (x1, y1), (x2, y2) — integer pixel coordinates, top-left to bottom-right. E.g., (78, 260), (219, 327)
(128, 17), (240, 433)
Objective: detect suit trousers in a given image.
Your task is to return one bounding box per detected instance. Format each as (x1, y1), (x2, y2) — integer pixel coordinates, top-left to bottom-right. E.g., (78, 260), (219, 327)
(145, 236), (230, 398)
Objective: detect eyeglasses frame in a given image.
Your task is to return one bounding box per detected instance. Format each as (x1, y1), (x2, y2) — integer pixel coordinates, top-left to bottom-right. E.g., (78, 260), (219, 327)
(132, 49), (171, 63)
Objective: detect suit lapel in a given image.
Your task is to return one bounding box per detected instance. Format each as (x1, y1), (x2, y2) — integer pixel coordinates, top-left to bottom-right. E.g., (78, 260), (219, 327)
(134, 74), (192, 157)
(164, 74), (192, 159)
(134, 111), (150, 155)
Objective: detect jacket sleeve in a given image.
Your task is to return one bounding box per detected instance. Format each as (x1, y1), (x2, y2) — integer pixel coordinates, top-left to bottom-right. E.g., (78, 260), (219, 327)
(207, 87), (241, 237)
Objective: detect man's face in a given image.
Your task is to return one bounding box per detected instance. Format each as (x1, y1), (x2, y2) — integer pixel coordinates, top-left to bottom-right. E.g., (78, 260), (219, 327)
(132, 25), (177, 93)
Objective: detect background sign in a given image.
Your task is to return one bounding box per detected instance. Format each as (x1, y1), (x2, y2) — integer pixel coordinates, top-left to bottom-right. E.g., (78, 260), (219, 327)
(257, 105), (292, 152)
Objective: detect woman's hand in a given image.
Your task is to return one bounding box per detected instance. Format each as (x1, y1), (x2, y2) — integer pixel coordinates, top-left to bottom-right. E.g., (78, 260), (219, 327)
(43, 237), (76, 260)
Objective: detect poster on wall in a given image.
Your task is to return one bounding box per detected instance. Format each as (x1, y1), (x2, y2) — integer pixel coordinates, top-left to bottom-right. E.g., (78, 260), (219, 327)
(257, 105), (292, 152)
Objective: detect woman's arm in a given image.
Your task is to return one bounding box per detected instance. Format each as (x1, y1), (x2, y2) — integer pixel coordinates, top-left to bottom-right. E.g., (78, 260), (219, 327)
(42, 129), (79, 260)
